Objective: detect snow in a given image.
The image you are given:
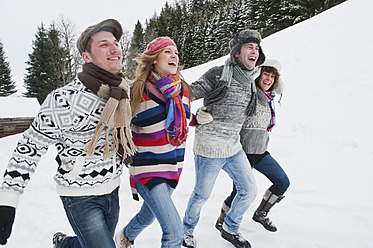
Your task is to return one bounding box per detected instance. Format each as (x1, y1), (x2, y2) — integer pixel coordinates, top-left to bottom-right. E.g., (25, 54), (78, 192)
(1, 0), (372, 247)
(0, 97), (39, 118)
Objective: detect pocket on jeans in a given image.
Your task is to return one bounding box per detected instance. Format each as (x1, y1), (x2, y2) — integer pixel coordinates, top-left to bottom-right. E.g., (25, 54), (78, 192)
(62, 195), (97, 207)
(112, 188), (119, 200)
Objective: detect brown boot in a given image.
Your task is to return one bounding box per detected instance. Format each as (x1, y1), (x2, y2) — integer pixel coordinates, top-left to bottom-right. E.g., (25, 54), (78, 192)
(252, 189), (284, 232)
(215, 202), (230, 231)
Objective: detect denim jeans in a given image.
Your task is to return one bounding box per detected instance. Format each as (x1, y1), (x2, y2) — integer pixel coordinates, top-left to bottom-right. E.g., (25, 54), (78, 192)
(124, 182), (183, 248)
(183, 149), (257, 235)
(225, 153), (290, 207)
(59, 188), (119, 248)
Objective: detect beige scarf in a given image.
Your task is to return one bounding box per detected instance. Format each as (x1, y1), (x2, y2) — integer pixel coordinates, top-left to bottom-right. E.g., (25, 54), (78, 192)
(78, 63), (136, 162)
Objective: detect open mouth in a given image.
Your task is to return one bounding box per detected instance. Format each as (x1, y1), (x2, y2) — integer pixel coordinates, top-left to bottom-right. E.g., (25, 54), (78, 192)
(168, 61), (177, 66)
(108, 56), (120, 61)
(248, 56), (256, 62)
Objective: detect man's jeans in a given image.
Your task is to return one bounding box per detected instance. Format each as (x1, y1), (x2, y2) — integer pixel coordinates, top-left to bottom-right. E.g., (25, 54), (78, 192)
(183, 149), (257, 235)
(124, 182), (183, 248)
(59, 188), (119, 248)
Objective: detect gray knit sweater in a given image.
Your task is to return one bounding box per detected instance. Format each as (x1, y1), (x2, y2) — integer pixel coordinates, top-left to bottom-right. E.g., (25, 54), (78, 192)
(191, 65), (259, 158)
(240, 88), (272, 154)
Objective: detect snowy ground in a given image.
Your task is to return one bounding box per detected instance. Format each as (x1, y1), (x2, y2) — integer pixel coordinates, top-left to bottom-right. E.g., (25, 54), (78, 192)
(1, 0), (373, 247)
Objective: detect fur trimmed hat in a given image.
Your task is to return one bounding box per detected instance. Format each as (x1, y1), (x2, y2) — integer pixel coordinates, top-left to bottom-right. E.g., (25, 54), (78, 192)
(261, 59), (284, 94)
(229, 29), (265, 66)
(77, 19), (123, 55)
(143, 36), (177, 55)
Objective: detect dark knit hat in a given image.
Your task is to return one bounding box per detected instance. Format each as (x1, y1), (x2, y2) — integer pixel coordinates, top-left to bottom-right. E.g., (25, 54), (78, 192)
(229, 29), (265, 66)
(77, 19), (123, 55)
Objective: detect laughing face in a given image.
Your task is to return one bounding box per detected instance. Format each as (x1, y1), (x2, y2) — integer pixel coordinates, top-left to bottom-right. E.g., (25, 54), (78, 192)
(154, 45), (179, 76)
(235, 42), (259, 70)
(82, 31), (123, 75)
(258, 69), (276, 91)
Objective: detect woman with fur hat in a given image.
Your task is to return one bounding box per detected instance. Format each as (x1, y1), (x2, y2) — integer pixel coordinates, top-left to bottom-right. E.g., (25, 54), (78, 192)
(182, 29), (265, 248)
(215, 59), (290, 233)
(115, 36), (196, 248)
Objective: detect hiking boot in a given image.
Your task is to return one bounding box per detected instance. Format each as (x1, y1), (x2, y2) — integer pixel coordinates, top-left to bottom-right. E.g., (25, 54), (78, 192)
(52, 232), (67, 248)
(252, 211), (277, 232)
(215, 202), (230, 231)
(220, 228), (251, 248)
(182, 233), (195, 248)
(115, 227), (134, 248)
(252, 189), (284, 232)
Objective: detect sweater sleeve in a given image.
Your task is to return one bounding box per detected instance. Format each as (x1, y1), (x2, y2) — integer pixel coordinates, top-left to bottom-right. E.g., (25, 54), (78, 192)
(190, 66), (223, 100)
(0, 90), (70, 208)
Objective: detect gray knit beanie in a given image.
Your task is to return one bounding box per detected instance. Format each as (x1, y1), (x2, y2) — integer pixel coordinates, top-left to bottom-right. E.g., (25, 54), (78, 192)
(229, 29), (265, 66)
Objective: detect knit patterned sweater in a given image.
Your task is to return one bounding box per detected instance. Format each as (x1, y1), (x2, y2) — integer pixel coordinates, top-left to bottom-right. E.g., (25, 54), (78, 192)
(0, 78), (125, 208)
(129, 84), (196, 199)
(191, 65), (259, 158)
(240, 88), (274, 154)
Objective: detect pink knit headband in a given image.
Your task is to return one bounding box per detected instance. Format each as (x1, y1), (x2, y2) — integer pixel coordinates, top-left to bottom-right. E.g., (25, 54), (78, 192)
(143, 36), (177, 55)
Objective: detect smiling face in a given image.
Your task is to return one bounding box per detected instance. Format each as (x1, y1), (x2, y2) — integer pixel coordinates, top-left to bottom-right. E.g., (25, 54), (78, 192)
(82, 31), (123, 74)
(235, 42), (259, 70)
(258, 68), (276, 91)
(154, 45), (179, 76)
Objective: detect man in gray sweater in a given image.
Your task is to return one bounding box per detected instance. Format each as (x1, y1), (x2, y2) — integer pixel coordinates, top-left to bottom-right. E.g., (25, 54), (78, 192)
(182, 29), (265, 248)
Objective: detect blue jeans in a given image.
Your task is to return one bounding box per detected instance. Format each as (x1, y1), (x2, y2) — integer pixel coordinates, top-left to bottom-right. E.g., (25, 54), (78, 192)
(183, 149), (257, 235)
(59, 188), (119, 248)
(225, 153), (290, 207)
(124, 182), (183, 248)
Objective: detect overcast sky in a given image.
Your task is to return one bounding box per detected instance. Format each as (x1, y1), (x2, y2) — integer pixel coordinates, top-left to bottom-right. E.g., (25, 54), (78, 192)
(0, 0), (170, 93)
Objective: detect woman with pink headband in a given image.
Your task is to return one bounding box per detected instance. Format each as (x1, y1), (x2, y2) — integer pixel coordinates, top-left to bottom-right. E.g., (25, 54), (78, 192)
(115, 36), (196, 248)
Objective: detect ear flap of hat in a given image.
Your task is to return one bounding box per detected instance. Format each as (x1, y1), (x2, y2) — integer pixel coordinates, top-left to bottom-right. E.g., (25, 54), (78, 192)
(272, 77), (284, 95)
(256, 46), (266, 66)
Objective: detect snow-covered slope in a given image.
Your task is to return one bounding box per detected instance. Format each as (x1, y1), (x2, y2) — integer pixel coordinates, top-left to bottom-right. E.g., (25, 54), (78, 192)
(1, 0), (372, 247)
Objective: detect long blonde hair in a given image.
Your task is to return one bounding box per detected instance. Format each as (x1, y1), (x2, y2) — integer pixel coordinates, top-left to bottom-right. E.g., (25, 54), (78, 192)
(130, 48), (194, 116)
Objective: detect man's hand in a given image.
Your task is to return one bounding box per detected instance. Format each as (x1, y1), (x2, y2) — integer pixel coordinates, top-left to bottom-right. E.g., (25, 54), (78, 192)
(196, 106), (213, 125)
(0, 206), (15, 245)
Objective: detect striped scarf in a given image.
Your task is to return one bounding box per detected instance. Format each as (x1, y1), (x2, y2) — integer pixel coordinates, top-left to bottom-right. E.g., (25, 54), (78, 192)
(148, 71), (188, 147)
(78, 63), (137, 162)
(263, 90), (276, 132)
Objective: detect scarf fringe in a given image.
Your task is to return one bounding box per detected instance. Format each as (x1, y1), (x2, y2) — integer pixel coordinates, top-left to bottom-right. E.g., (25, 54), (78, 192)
(85, 123), (105, 157)
(120, 126), (137, 155)
(246, 83), (258, 116)
(86, 125), (137, 161)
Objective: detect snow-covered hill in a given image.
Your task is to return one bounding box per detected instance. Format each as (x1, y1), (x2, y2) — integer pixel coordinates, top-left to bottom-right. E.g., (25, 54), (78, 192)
(1, 0), (372, 247)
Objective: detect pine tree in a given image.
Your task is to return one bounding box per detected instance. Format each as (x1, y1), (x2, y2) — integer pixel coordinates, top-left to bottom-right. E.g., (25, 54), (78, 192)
(124, 0), (347, 69)
(125, 21), (144, 79)
(215, 5), (230, 57)
(0, 41), (17, 96)
(48, 23), (71, 88)
(182, 25), (198, 68)
(23, 23), (66, 104)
